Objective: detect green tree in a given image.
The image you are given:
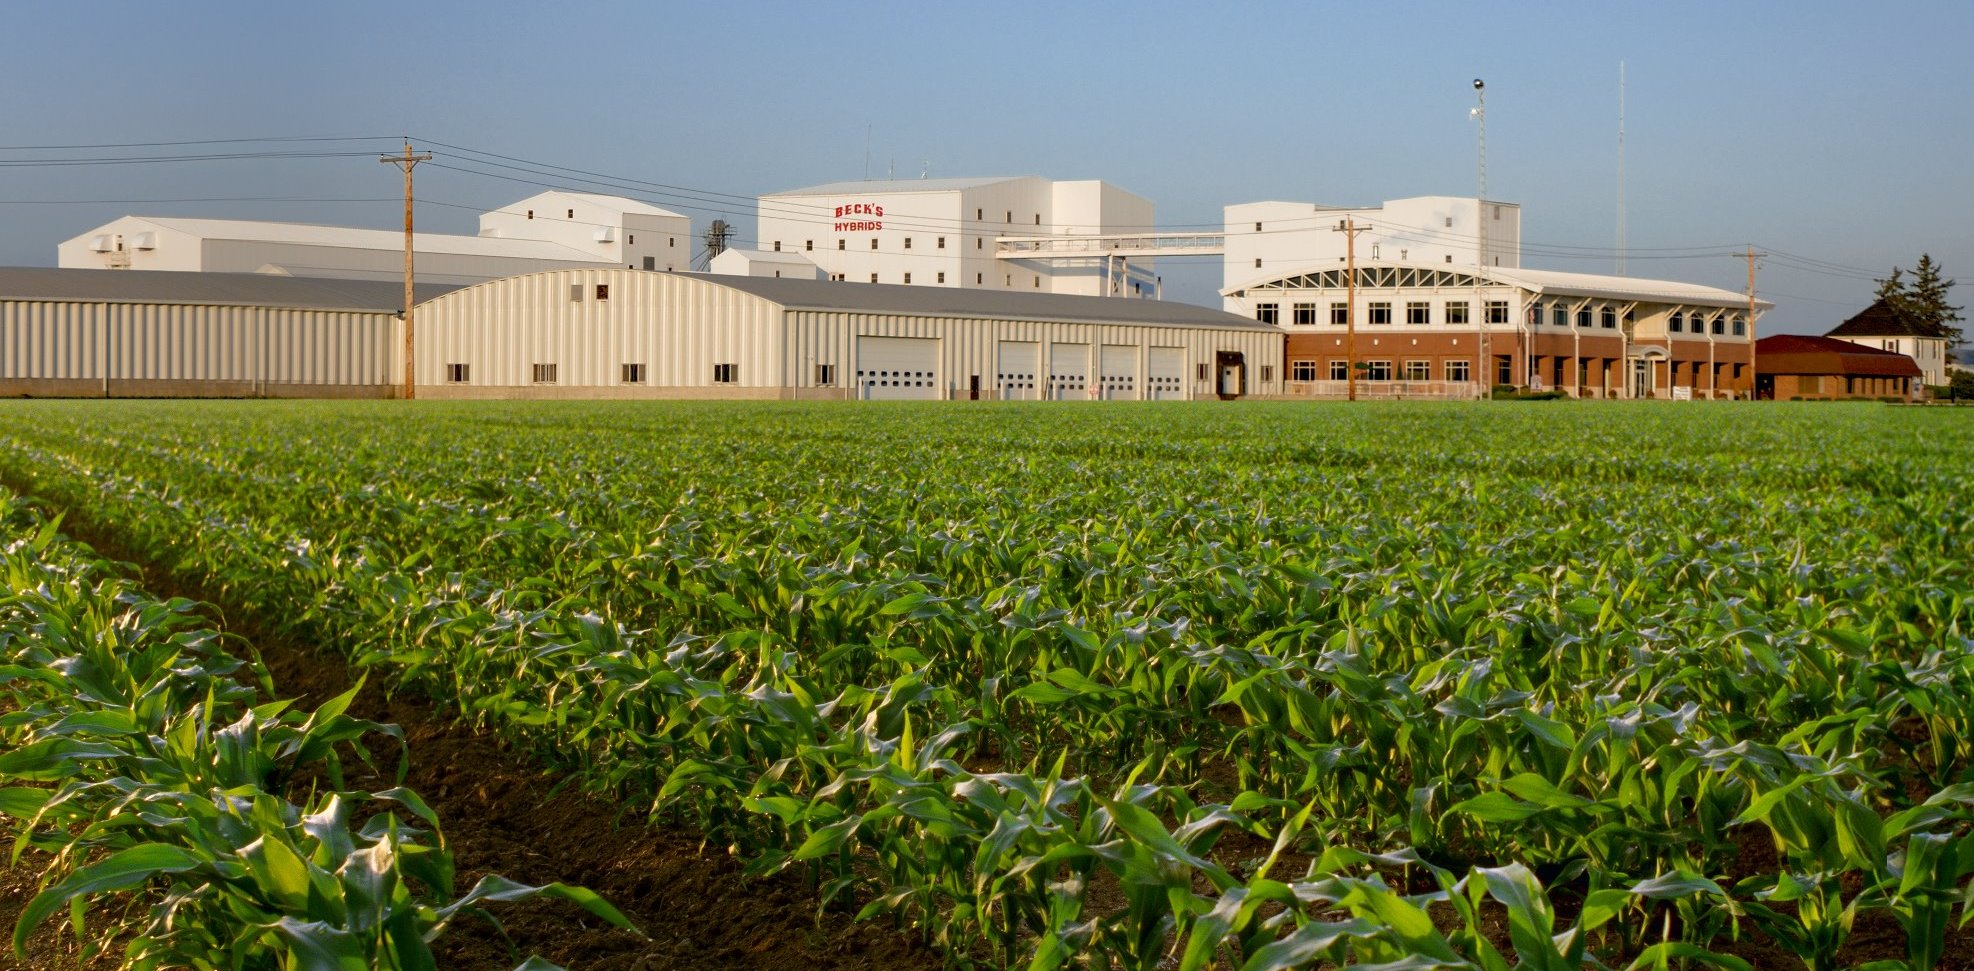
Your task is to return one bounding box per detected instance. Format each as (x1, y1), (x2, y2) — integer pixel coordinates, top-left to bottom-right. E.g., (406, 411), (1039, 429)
(1876, 256), (1963, 351)
(1908, 254), (1963, 350)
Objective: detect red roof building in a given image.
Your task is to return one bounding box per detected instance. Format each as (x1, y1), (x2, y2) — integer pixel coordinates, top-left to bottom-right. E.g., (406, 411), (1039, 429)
(1755, 334), (1922, 400)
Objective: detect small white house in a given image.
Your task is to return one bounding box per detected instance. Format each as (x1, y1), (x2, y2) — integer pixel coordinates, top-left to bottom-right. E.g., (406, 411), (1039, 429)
(1825, 298), (1952, 387)
(709, 247), (822, 280)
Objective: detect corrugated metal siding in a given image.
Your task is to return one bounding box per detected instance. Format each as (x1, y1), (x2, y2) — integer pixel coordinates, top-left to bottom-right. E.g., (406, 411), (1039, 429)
(0, 298), (398, 387)
(417, 269), (782, 389)
(781, 311), (1284, 400)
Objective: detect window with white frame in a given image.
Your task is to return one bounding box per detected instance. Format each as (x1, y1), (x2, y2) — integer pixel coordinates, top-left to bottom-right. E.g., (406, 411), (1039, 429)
(1485, 301), (1509, 324)
(1732, 315), (1745, 336)
(445, 363), (469, 383)
(1601, 308), (1618, 329)
(1330, 302), (1349, 324)
(1552, 304), (1568, 327)
(1406, 302), (1430, 325)
(1292, 360), (1318, 381)
(1368, 302), (1392, 325)
(1329, 360), (1349, 380)
(1403, 360), (1431, 381)
(1670, 312), (1685, 333)
(1365, 360), (1393, 381)
(815, 363), (836, 386)
(1293, 303), (1318, 325)
(1714, 315), (1727, 336)
(1255, 303), (1280, 325)
(531, 363), (557, 384)
(1446, 302), (1469, 325)
(1260, 365), (1274, 383)
(621, 363), (646, 384)
(1445, 360), (1471, 382)
(712, 363), (738, 384)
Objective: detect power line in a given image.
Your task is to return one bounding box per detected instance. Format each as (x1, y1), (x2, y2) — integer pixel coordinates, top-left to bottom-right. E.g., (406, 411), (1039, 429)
(0, 135), (399, 151)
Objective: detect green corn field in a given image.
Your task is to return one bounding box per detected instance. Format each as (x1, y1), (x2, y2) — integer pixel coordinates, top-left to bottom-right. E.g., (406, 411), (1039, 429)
(1, 398), (1970, 970)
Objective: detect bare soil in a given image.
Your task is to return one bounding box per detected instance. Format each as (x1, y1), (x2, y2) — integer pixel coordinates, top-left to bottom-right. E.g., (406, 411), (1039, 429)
(0, 513), (940, 971)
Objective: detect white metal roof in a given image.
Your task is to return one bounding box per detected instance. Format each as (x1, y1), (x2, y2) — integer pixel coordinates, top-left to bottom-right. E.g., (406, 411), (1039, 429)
(494, 190), (687, 219)
(0, 267), (462, 312)
(111, 216), (612, 262)
(767, 176), (1032, 196)
(1487, 266), (1769, 309)
(712, 248), (820, 267)
(1224, 260), (1769, 310)
(697, 274), (1275, 331)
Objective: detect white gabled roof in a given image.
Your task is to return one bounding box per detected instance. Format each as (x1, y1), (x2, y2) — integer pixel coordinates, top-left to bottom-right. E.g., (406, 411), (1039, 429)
(111, 216), (612, 262)
(713, 248), (819, 267)
(494, 190), (687, 219)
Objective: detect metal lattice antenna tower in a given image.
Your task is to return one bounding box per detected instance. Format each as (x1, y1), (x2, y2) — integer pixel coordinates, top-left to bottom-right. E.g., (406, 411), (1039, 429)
(704, 219), (732, 261)
(1472, 79), (1489, 395)
(1617, 61), (1627, 276)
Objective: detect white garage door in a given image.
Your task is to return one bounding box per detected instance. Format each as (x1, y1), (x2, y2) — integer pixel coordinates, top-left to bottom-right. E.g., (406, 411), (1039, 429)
(856, 336), (940, 400)
(1148, 347), (1185, 400)
(1099, 344), (1137, 400)
(1048, 342), (1089, 401)
(997, 341), (1039, 401)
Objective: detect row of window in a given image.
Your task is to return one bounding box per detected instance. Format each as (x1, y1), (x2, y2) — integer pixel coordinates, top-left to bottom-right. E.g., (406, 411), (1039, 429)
(1259, 301), (1506, 326)
(776, 236), (974, 252)
(1263, 299), (1747, 336)
(1667, 311), (1747, 336)
(446, 363), (744, 385)
(1289, 359), (1476, 383)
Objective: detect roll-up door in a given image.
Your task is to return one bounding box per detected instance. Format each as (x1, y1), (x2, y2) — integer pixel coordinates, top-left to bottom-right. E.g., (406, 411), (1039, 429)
(856, 336), (940, 400)
(1099, 344), (1137, 400)
(1048, 342), (1089, 400)
(997, 341), (1039, 401)
(1148, 346), (1185, 400)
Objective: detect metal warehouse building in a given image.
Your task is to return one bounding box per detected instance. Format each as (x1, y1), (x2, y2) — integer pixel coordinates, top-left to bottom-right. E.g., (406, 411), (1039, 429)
(0, 269), (458, 398)
(2, 267), (1281, 401)
(416, 269), (1281, 400)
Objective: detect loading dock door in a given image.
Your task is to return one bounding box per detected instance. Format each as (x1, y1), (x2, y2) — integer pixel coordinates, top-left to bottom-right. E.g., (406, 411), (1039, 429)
(1148, 347), (1184, 400)
(1099, 344), (1137, 400)
(997, 341), (1039, 401)
(857, 336), (940, 400)
(1049, 343), (1090, 400)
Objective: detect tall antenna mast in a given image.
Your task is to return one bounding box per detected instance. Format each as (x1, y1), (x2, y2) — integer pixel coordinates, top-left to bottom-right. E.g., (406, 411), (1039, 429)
(1472, 78), (1489, 396)
(1617, 60), (1627, 276)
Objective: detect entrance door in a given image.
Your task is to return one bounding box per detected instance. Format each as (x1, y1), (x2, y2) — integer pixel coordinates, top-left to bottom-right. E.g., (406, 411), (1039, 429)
(1630, 360), (1653, 399)
(1218, 362), (1244, 397)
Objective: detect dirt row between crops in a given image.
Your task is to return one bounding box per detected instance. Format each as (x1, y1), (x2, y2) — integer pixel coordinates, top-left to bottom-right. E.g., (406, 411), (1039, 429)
(0, 510), (940, 971)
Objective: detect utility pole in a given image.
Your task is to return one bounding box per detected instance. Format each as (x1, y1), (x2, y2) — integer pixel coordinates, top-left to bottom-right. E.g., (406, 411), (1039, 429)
(1333, 215), (1371, 401)
(1745, 246), (1765, 399)
(381, 140), (430, 400)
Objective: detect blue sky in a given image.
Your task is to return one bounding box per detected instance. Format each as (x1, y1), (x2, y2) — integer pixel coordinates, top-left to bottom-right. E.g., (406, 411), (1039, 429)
(4, 1), (1969, 333)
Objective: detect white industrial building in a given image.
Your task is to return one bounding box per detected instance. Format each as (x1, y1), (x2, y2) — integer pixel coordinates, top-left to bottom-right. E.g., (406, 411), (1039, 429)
(57, 191), (691, 285)
(1223, 196), (1521, 311)
(707, 247), (822, 279)
(750, 177), (1160, 298)
(0, 267), (1280, 401)
(417, 269), (1279, 400)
